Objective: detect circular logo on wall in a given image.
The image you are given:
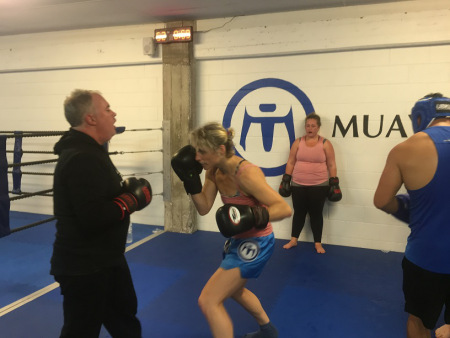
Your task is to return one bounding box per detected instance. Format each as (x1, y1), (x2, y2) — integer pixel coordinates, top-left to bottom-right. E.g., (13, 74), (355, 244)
(223, 78), (315, 177)
(238, 240), (260, 262)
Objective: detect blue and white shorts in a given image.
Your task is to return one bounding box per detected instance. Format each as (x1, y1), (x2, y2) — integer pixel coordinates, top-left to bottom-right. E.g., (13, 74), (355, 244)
(220, 233), (275, 279)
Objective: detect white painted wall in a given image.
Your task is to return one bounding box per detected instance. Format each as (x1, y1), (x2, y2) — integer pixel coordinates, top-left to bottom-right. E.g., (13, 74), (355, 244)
(0, 0), (449, 251)
(193, 0), (450, 252)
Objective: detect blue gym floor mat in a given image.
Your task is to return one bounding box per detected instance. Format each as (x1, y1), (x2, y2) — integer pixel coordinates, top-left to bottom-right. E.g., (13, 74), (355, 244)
(1, 220), (444, 337)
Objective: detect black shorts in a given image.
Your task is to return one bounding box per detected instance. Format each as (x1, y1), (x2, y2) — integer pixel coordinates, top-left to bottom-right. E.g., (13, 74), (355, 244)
(402, 257), (450, 329)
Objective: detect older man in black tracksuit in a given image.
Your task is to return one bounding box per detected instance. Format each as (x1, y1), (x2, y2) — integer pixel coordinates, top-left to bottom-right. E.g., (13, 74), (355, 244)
(51, 89), (152, 338)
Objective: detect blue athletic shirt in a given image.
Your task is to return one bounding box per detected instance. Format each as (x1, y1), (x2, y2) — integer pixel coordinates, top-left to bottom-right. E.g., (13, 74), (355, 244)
(405, 126), (450, 274)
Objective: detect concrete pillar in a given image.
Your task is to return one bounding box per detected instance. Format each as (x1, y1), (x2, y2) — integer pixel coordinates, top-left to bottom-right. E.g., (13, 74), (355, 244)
(162, 21), (197, 234)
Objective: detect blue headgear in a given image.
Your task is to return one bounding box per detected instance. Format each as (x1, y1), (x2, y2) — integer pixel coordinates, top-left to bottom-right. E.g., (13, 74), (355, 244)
(410, 94), (450, 133)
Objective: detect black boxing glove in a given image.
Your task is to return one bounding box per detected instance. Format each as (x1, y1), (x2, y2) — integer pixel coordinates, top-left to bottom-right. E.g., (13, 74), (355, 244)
(328, 177), (342, 202)
(122, 177), (152, 210)
(278, 174), (292, 197)
(215, 204), (269, 238)
(114, 177), (152, 219)
(171, 145), (203, 195)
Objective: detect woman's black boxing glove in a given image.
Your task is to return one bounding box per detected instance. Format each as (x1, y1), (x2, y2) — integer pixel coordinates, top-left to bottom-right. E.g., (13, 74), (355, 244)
(216, 204), (269, 237)
(278, 174), (292, 197)
(171, 145), (203, 195)
(328, 177), (342, 202)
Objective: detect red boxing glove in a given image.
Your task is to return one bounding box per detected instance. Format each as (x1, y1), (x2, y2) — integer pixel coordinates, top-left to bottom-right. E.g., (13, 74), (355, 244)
(114, 177), (152, 219)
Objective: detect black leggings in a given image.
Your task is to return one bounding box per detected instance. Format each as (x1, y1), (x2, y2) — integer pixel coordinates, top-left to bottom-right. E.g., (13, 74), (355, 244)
(291, 185), (329, 243)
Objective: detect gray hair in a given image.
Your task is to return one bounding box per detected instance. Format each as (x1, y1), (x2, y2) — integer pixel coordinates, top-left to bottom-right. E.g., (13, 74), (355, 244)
(64, 89), (100, 127)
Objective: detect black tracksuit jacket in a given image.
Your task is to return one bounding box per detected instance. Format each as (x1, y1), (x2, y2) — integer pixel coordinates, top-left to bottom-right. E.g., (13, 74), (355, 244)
(50, 129), (128, 276)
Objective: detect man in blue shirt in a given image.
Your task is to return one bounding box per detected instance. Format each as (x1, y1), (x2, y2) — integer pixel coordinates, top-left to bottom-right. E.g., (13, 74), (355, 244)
(374, 93), (450, 338)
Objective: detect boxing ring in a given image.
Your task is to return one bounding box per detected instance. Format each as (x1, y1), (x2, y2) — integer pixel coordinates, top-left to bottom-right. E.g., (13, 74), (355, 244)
(0, 127), (164, 238)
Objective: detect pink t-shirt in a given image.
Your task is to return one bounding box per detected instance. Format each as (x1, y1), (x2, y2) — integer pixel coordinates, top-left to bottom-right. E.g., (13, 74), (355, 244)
(292, 136), (328, 186)
(219, 161), (273, 239)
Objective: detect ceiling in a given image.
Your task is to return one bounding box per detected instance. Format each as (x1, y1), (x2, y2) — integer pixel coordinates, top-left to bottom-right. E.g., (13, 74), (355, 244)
(0, 0), (404, 37)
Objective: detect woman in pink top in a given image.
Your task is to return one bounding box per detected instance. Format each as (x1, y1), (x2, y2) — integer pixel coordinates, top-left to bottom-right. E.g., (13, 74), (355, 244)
(185, 122), (291, 338)
(280, 113), (339, 253)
